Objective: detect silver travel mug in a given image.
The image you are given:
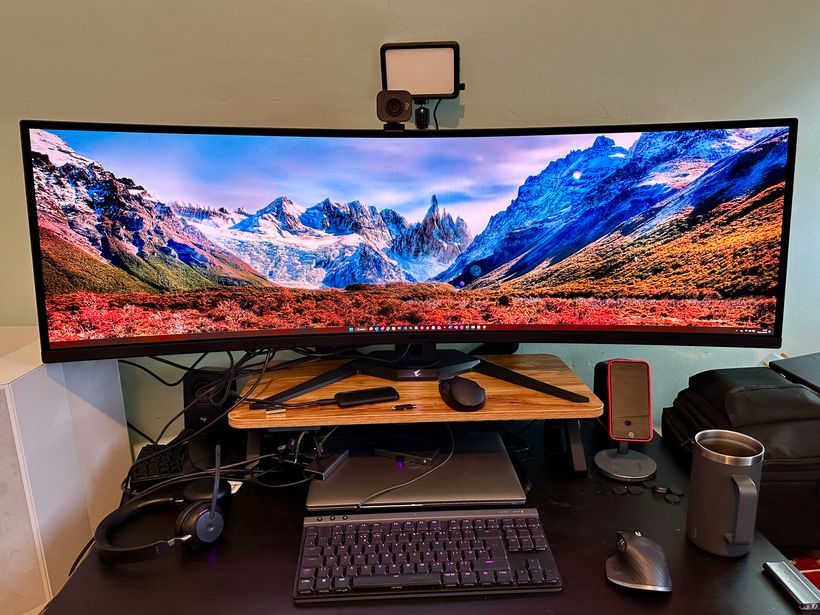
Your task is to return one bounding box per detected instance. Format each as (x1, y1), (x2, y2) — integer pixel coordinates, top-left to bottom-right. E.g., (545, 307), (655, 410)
(686, 429), (764, 557)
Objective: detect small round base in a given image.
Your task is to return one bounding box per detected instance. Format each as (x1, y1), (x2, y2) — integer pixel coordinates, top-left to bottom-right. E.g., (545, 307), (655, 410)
(594, 448), (657, 482)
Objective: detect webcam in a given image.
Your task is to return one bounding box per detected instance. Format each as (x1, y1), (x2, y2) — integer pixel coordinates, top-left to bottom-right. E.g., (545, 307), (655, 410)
(376, 90), (412, 128)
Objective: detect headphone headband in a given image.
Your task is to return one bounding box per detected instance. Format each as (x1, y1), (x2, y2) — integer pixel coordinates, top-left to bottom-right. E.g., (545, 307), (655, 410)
(94, 496), (182, 564)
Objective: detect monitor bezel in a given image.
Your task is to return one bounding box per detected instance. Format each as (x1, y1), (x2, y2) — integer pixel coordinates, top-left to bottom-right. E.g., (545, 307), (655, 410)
(20, 117), (797, 362)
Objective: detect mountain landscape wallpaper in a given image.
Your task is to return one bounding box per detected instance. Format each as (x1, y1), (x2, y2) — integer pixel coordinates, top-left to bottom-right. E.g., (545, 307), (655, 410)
(26, 124), (791, 345)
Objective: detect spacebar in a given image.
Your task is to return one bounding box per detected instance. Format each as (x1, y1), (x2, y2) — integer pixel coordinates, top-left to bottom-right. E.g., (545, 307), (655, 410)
(352, 574), (442, 590)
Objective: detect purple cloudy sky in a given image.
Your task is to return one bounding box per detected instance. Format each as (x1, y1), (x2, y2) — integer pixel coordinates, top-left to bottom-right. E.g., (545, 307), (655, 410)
(53, 129), (640, 235)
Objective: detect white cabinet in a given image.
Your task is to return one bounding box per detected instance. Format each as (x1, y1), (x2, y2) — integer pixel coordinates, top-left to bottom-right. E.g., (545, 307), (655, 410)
(0, 327), (131, 614)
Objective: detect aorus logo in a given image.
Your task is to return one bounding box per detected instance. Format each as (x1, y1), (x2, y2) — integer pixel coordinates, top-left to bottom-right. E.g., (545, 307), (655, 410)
(413, 370), (422, 377)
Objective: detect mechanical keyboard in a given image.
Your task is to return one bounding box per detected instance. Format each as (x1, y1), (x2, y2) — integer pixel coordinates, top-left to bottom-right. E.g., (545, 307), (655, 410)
(293, 508), (561, 602)
(130, 442), (188, 490)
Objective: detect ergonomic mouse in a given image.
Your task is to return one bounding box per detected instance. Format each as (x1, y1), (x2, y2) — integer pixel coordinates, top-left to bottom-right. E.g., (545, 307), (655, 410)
(605, 530), (672, 592)
(438, 376), (486, 412)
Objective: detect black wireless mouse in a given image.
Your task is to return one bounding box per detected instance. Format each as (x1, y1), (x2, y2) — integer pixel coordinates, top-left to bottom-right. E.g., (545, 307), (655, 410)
(606, 530), (672, 592)
(438, 376), (485, 412)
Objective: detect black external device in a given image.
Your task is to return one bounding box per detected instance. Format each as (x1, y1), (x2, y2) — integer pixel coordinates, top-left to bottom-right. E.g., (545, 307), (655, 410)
(763, 561), (820, 610)
(333, 386), (399, 408)
(438, 376), (486, 412)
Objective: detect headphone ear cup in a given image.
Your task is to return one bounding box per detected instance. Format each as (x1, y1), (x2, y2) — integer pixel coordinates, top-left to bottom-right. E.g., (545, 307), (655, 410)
(176, 501), (225, 548)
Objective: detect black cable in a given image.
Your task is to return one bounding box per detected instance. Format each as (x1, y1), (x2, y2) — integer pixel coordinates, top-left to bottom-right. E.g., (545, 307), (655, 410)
(245, 397), (336, 409)
(68, 537), (95, 576)
(433, 98), (442, 130)
(290, 344), (413, 365)
(145, 351), (238, 374)
(319, 425), (340, 450)
(118, 352), (211, 387)
(253, 472), (312, 489)
(121, 349), (276, 495)
(356, 423), (455, 508)
(510, 419), (538, 435)
(152, 349), (262, 445)
(126, 421), (156, 445)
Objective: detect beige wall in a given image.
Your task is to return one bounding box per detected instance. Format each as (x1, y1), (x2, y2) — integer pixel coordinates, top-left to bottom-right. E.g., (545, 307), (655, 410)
(2, 1), (820, 429)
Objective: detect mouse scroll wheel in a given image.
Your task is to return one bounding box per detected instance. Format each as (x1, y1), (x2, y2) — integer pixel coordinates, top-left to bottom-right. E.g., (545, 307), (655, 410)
(617, 537), (626, 551)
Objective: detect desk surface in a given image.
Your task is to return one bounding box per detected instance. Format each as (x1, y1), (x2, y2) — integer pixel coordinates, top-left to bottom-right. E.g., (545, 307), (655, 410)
(48, 424), (795, 614)
(229, 353), (603, 428)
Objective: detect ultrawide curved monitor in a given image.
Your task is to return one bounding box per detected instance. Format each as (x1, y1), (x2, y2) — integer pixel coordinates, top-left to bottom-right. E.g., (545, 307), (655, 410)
(20, 118), (796, 362)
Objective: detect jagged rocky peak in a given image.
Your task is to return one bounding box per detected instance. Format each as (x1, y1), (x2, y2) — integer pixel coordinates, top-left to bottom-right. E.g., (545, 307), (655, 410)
(423, 195), (471, 243)
(259, 196), (303, 223)
(393, 195), (472, 262)
(426, 194), (443, 220)
(171, 201), (234, 222)
(380, 208), (410, 238)
(322, 242), (412, 288)
(300, 198), (391, 246)
(230, 196), (308, 234)
(591, 135), (615, 149)
(629, 129), (738, 163)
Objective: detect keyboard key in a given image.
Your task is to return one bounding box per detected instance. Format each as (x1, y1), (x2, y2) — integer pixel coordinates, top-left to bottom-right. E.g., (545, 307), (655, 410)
(477, 528), (502, 539)
(479, 570), (495, 585)
(530, 569), (546, 584)
(315, 576), (332, 592)
(460, 571), (477, 587)
(496, 569), (512, 585)
(299, 567), (315, 578)
(352, 574), (442, 590)
(297, 578), (314, 594)
(516, 569), (530, 584)
(443, 572), (459, 587)
(334, 577), (351, 591)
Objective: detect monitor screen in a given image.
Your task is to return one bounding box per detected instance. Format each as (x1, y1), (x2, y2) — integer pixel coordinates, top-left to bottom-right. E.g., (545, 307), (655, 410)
(21, 119), (796, 361)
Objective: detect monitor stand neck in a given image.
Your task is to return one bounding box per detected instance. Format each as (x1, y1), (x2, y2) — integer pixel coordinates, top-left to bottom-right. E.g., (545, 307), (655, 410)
(249, 342), (588, 409)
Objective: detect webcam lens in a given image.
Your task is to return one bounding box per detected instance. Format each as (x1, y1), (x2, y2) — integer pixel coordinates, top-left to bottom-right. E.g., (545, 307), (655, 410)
(386, 98), (403, 117)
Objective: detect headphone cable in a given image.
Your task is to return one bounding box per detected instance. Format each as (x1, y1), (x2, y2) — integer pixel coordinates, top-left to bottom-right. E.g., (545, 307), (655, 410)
(210, 444), (221, 520)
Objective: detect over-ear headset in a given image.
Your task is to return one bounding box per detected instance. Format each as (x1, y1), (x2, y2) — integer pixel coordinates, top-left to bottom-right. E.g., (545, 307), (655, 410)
(95, 446), (232, 564)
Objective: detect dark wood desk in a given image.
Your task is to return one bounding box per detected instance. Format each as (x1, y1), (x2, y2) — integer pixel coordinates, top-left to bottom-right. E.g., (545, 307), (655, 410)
(47, 424), (794, 614)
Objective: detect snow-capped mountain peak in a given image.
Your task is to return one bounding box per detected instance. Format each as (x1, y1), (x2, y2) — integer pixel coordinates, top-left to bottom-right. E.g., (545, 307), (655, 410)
(29, 129), (97, 168)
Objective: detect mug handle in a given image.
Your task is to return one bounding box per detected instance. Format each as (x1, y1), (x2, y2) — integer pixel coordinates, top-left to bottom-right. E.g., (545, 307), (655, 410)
(725, 475), (757, 545)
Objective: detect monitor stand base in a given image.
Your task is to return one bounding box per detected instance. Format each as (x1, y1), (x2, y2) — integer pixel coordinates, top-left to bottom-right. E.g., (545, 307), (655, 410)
(249, 344), (588, 408)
